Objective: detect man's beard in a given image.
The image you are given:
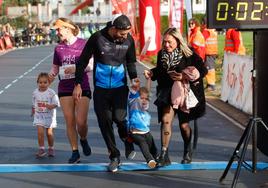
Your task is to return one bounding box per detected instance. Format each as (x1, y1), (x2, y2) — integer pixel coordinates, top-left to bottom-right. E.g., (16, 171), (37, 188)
(114, 38), (125, 44)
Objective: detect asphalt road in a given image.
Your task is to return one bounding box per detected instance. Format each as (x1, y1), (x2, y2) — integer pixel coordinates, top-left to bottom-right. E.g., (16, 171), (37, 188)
(0, 46), (267, 188)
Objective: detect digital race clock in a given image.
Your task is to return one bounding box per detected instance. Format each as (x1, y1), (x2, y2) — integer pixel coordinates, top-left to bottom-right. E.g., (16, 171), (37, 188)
(207, 0), (268, 29)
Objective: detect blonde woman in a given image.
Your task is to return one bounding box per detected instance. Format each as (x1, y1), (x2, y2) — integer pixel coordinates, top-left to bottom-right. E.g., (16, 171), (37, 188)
(144, 28), (207, 166)
(49, 18), (93, 163)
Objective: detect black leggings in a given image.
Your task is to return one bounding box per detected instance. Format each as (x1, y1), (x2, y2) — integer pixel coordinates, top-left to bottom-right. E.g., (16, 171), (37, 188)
(131, 132), (158, 162)
(93, 86), (129, 159)
(58, 90), (91, 99)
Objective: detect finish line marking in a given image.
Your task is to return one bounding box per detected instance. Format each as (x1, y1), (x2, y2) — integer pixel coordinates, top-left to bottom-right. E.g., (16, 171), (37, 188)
(0, 161), (267, 173)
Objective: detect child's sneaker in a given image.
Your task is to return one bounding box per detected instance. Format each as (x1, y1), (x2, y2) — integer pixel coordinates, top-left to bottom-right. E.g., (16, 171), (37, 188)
(147, 160), (157, 169)
(36, 148), (46, 158)
(124, 141), (136, 160)
(48, 148), (55, 157)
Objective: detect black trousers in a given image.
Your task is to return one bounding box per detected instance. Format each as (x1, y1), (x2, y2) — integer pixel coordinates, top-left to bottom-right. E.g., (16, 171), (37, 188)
(93, 86), (129, 160)
(131, 132), (158, 162)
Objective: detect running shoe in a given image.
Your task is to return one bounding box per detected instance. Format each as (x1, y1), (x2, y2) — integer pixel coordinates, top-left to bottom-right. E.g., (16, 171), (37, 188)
(124, 141), (136, 160)
(80, 139), (91, 156)
(36, 148), (46, 158)
(147, 160), (157, 169)
(108, 158), (121, 172)
(48, 148), (55, 157)
(68, 150), (80, 164)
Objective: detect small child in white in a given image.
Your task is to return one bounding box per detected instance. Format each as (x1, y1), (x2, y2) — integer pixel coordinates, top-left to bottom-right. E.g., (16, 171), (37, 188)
(31, 72), (60, 158)
(128, 79), (158, 168)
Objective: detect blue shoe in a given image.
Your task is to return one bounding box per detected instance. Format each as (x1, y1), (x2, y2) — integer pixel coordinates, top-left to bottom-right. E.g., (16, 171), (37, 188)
(80, 139), (91, 156)
(68, 150), (80, 164)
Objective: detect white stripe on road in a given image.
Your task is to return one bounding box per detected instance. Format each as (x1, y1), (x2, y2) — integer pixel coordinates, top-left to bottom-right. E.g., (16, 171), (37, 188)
(4, 84), (11, 89)
(206, 102), (245, 130)
(0, 53), (53, 96)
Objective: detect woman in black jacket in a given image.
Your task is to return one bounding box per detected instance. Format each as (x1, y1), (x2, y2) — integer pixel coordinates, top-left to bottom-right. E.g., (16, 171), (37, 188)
(144, 27), (207, 166)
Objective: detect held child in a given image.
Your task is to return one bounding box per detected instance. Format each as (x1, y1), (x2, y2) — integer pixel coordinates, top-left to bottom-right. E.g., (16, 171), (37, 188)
(31, 72), (60, 158)
(128, 79), (158, 168)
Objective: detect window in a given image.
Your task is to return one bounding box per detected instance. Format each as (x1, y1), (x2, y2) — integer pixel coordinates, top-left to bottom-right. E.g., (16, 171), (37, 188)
(196, 0), (202, 4)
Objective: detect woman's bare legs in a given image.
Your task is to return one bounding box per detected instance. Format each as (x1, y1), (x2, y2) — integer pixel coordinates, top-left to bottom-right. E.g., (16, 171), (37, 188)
(60, 96), (91, 162)
(60, 96), (77, 151)
(75, 97), (89, 140)
(75, 96), (91, 156)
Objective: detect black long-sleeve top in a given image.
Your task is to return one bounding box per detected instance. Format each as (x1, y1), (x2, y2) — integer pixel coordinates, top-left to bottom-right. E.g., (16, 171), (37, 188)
(75, 23), (137, 87)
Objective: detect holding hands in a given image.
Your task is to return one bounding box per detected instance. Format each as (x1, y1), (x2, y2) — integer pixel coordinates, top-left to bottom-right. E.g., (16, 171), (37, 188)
(131, 78), (140, 91)
(144, 70), (153, 79)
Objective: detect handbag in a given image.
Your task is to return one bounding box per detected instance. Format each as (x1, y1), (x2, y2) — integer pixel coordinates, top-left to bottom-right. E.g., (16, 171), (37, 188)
(186, 88), (199, 109)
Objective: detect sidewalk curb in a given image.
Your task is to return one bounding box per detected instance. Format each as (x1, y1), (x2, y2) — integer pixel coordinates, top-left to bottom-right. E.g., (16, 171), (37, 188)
(206, 96), (250, 127)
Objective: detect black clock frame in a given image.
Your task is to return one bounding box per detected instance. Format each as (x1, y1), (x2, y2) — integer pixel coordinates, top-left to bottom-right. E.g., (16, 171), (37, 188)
(207, 2), (268, 188)
(207, 0), (268, 30)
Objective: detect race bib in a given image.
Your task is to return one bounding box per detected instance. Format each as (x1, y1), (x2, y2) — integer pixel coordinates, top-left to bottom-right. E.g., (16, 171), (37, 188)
(36, 101), (48, 113)
(59, 64), (75, 80)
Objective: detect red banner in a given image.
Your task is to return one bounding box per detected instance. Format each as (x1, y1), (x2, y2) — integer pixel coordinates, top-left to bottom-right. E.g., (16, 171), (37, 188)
(169, 0), (184, 33)
(3, 35), (13, 49)
(139, 0), (161, 56)
(0, 0), (2, 14)
(0, 38), (5, 51)
(69, 0), (93, 15)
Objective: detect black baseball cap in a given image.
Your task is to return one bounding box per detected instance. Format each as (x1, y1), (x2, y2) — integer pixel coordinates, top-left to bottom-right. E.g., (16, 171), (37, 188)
(111, 14), (131, 30)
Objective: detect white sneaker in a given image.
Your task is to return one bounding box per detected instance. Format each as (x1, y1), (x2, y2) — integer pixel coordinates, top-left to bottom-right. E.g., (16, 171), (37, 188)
(126, 151), (136, 160)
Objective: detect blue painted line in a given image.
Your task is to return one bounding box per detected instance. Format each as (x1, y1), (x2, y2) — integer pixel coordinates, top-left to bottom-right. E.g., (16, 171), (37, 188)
(0, 162), (267, 173)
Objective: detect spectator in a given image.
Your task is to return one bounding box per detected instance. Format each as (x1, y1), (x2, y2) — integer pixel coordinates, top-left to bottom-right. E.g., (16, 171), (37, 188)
(88, 20), (95, 34)
(201, 17), (218, 91)
(188, 18), (206, 61)
(224, 28), (246, 55)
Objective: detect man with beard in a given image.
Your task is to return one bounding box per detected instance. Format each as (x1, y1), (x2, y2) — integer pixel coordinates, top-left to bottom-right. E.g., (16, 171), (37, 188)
(73, 14), (139, 172)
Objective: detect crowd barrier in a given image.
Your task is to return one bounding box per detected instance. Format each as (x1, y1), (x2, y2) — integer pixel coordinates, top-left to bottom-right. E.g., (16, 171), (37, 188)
(0, 35), (14, 51)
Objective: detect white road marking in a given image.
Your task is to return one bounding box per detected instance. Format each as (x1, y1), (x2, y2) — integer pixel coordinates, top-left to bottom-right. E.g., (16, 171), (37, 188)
(0, 53), (53, 95)
(206, 102), (245, 130)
